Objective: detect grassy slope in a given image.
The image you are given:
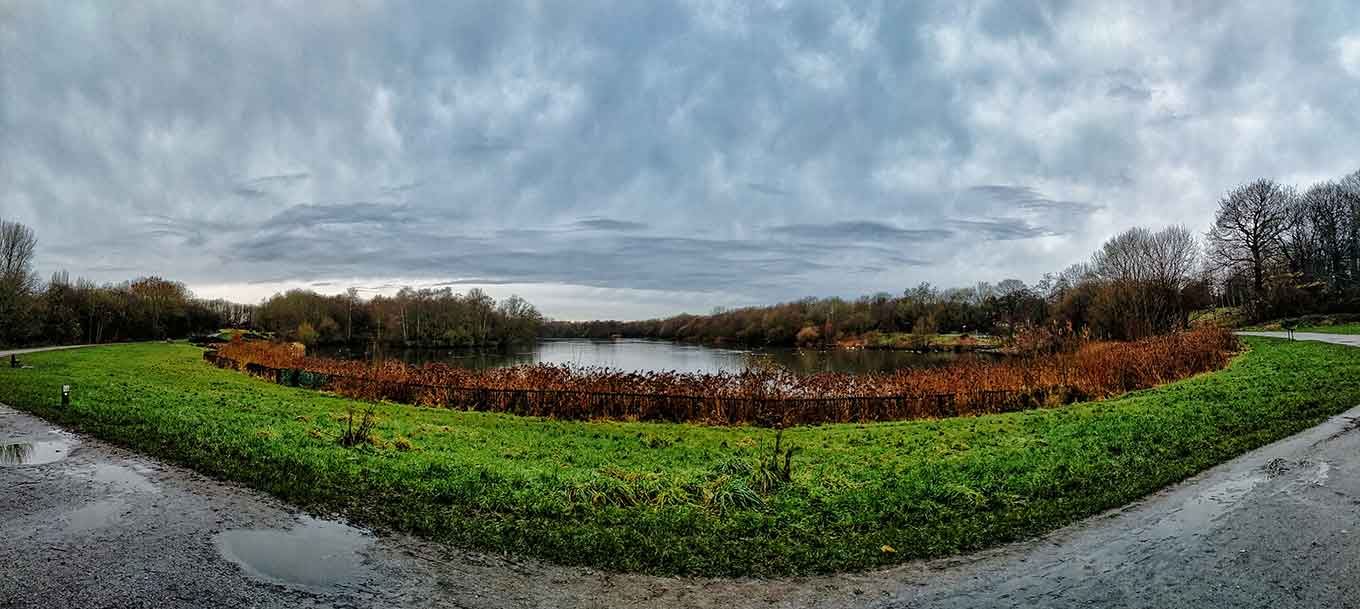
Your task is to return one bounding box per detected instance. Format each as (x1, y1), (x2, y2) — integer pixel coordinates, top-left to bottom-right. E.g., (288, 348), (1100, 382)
(1243, 323), (1360, 334)
(2, 338), (1358, 576)
(1295, 323), (1360, 334)
(861, 332), (1002, 350)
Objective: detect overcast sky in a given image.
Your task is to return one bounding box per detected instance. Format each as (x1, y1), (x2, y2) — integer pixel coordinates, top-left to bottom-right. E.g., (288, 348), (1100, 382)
(3, 1), (1359, 319)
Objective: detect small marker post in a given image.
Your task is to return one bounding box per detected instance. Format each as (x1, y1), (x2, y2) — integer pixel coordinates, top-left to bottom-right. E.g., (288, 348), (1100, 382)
(10, 354), (17, 368)
(61, 385), (71, 406)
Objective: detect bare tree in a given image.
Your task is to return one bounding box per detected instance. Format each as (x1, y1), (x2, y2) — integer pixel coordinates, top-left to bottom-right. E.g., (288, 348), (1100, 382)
(1342, 171), (1360, 284)
(0, 219), (38, 288)
(1148, 226), (1200, 291)
(1286, 181), (1351, 287)
(1205, 179), (1294, 295)
(1090, 225), (1200, 335)
(0, 219), (39, 345)
(345, 287), (359, 343)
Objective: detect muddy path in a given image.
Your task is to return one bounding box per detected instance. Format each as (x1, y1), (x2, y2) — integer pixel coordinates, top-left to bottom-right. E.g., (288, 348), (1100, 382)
(4, 339), (1360, 608)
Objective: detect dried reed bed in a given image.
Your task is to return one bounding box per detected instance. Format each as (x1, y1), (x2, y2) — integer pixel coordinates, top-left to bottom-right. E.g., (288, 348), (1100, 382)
(210, 328), (1239, 425)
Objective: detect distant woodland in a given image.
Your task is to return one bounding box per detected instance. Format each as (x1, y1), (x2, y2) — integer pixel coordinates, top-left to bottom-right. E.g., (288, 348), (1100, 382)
(548, 170), (1360, 347)
(3, 169), (1358, 349)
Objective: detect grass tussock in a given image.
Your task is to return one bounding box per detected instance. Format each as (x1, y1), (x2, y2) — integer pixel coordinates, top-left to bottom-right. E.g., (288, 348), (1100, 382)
(212, 328), (1240, 425)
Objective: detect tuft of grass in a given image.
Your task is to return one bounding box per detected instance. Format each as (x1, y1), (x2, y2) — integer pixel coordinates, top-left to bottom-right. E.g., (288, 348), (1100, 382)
(337, 404), (379, 447)
(1, 338), (1359, 576)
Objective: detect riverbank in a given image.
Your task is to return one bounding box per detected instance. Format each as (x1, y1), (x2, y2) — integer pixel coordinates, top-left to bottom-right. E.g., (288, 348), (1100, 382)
(2, 337), (1358, 576)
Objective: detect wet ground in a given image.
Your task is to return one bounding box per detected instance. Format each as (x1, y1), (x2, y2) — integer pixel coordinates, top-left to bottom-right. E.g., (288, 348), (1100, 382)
(3, 336), (1360, 608)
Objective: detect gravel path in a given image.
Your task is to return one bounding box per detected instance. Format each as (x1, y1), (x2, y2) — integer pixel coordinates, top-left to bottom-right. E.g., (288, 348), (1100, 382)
(4, 336), (1360, 608)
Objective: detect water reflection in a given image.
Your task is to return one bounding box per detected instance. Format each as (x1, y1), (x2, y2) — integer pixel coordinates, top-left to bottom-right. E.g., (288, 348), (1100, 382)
(314, 338), (993, 375)
(0, 438), (72, 466)
(215, 516), (373, 591)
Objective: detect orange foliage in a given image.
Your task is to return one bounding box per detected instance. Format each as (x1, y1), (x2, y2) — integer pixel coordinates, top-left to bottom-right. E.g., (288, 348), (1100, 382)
(210, 328), (1239, 426)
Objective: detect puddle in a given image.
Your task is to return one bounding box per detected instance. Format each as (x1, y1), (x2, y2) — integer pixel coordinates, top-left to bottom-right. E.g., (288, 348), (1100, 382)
(1186, 473), (1268, 516)
(1145, 471), (1268, 540)
(215, 516), (373, 591)
(1311, 461), (1331, 485)
(0, 437), (74, 466)
(83, 463), (159, 493)
(64, 499), (129, 533)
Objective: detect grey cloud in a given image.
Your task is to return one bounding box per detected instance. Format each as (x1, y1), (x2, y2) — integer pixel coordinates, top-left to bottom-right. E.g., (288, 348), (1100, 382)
(967, 185), (1104, 215)
(1107, 83), (1152, 101)
(6, 1), (1360, 318)
(745, 182), (791, 197)
(233, 186), (271, 198)
(244, 172), (311, 184)
(265, 203), (422, 230)
(379, 181), (422, 195)
(768, 221), (953, 242)
(949, 219), (1060, 240)
(431, 278), (526, 286)
(574, 218), (649, 232)
(232, 173), (311, 198)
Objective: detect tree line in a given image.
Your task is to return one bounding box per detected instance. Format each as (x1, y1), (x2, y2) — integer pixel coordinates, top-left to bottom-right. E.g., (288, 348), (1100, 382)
(0, 219), (544, 349)
(0, 220), (226, 346)
(547, 168), (1360, 346)
(252, 287), (543, 348)
(5, 167), (1355, 350)
(1206, 173), (1360, 319)
(544, 224), (1214, 347)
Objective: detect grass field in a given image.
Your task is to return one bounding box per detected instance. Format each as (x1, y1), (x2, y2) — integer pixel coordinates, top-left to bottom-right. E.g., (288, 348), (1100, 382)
(1242, 314), (1360, 335)
(3, 337), (1359, 576)
(1244, 323), (1360, 334)
(859, 331), (1002, 350)
(1291, 323), (1360, 334)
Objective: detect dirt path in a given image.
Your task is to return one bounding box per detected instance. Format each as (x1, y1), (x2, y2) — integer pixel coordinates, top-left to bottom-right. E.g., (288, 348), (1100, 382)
(1, 344), (97, 359)
(4, 339), (1360, 608)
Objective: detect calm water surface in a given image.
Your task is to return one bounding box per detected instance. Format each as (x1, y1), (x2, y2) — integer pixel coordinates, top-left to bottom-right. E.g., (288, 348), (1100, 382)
(314, 338), (988, 375)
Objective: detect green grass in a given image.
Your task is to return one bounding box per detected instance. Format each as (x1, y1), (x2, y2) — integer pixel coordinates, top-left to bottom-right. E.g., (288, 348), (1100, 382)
(1243, 322), (1360, 334)
(1290, 323), (1360, 335)
(1189, 306), (1246, 328)
(3, 338), (1359, 576)
(1241, 314), (1360, 334)
(864, 331), (1001, 350)
(214, 328), (273, 341)
(1289, 323), (1360, 333)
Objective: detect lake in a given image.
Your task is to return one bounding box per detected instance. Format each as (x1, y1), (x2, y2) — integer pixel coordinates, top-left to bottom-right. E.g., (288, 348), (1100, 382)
(312, 338), (990, 375)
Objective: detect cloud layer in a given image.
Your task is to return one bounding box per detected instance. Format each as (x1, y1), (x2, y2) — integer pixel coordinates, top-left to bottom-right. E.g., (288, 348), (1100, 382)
(3, 1), (1359, 318)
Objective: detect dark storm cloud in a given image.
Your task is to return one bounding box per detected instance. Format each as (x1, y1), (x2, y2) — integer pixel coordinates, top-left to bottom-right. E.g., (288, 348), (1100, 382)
(768, 221), (952, 242)
(967, 185), (1104, 215)
(232, 172), (311, 198)
(264, 203), (422, 230)
(574, 218), (649, 232)
(4, 1), (1360, 317)
(948, 219), (1061, 240)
